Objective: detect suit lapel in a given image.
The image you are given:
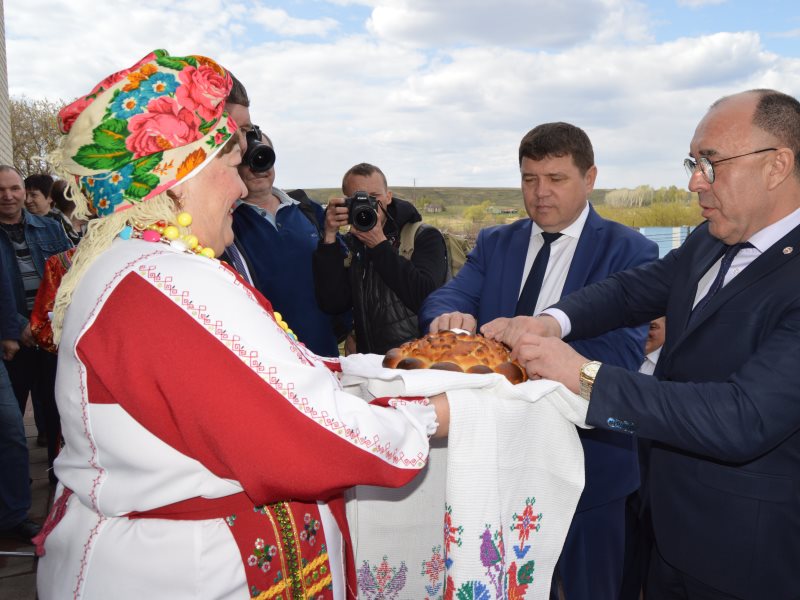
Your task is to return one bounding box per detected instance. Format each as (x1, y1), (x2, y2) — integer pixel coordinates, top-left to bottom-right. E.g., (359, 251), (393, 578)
(677, 224), (800, 343)
(671, 237), (726, 337)
(562, 206), (601, 297)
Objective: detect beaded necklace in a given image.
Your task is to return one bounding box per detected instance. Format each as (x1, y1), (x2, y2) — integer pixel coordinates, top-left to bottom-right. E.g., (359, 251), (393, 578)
(119, 211), (217, 259)
(273, 311), (297, 341)
(119, 211), (299, 341)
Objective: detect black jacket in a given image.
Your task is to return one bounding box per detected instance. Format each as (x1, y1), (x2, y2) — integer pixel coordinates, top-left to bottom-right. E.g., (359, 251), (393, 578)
(312, 197), (447, 354)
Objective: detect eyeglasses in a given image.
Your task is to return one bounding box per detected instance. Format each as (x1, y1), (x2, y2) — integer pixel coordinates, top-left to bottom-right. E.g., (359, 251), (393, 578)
(683, 147), (777, 184)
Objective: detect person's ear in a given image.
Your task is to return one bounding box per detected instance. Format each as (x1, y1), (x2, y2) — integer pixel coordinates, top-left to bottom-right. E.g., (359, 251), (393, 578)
(385, 190), (393, 205)
(766, 147), (795, 191)
(584, 165), (598, 194)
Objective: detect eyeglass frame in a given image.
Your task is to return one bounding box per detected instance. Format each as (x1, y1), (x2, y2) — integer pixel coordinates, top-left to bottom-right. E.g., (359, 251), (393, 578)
(683, 147), (778, 184)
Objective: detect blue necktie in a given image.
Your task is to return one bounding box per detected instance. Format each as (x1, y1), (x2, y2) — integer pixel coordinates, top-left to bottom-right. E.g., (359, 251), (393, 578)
(688, 242), (752, 325)
(515, 232), (563, 316)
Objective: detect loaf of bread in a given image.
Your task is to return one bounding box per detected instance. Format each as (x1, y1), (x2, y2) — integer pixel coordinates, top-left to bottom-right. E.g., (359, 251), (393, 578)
(382, 330), (527, 385)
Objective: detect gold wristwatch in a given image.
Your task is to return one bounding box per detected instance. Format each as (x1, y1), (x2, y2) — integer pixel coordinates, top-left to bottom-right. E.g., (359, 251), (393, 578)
(579, 361), (602, 400)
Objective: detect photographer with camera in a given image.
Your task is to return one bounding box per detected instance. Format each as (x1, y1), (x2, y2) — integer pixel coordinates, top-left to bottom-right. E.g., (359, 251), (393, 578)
(313, 163), (447, 354)
(223, 79), (348, 357)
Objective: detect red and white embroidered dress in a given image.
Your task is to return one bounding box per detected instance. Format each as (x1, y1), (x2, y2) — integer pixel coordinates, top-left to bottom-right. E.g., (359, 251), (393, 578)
(36, 239), (437, 600)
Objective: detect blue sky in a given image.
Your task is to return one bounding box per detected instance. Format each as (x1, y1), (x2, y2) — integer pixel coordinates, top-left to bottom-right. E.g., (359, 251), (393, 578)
(6, 0), (800, 190)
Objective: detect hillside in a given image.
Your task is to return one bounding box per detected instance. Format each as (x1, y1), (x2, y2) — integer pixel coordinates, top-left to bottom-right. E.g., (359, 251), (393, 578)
(298, 187), (609, 207)
(294, 186), (702, 240)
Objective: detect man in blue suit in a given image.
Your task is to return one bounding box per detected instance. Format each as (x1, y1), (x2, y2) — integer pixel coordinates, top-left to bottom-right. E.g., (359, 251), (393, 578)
(496, 90), (800, 599)
(419, 122), (658, 600)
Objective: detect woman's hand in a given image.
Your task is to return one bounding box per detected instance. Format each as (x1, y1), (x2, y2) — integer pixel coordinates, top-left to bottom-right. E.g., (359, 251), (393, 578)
(428, 392), (450, 438)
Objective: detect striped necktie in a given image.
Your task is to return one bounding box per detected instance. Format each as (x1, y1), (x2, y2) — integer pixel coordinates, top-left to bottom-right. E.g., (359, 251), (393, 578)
(688, 242), (752, 325)
(225, 243), (253, 285)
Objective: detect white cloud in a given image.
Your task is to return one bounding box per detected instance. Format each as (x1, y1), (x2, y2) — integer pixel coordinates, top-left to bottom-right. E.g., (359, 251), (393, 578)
(250, 7), (339, 37)
(6, 0), (246, 100)
(677, 0), (728, 7)
(6, 0), (799, 190)
(230, 30), (797, 190)
(365, 0), (652, 48)
(322, 0), (376, 5)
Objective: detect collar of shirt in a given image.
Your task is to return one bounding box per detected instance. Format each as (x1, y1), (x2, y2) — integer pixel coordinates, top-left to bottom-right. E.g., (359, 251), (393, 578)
(696, 206), (800, 306)
(521, 202), (591, 315)
(237, 188), (297, 226)
(745, 205), (800, 253)
(639, 346), (662, 374)
(529, 202), (590, 242)
(646, 346), (662, 364)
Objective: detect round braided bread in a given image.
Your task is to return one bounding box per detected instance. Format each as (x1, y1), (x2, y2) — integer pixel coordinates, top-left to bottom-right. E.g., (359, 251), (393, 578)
(382, 330), (527, 385)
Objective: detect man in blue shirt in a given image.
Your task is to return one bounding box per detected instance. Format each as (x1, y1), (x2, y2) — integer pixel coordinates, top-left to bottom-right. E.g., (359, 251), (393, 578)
(224, 84), (347, 356)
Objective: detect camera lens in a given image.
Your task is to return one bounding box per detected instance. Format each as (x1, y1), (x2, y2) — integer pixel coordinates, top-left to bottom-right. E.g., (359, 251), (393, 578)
(352, 205), (378, 231)
(244, 125), (276, 173)
(345, 191), (380, 232)
(248, 145), (276, 173)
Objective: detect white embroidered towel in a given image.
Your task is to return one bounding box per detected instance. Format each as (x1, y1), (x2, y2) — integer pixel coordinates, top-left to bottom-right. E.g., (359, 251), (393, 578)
(341, 354), (588, 600)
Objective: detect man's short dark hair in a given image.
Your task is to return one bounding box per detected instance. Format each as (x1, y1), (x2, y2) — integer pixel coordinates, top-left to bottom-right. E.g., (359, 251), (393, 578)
(342, 163), (388, 193)
(518, 122), (595, 175)
(751, 90), (800, 177)
(227, 72), (250, 107)
(24, 173), (54, 197)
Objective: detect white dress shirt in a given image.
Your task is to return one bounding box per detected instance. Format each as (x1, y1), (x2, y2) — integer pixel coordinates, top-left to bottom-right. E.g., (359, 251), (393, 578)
(639, 347), (662, 375)
(518, 203), (590, 316)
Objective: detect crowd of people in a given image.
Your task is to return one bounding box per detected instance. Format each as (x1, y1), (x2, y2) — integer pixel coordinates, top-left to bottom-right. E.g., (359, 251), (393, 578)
(0, 46), (798, 600)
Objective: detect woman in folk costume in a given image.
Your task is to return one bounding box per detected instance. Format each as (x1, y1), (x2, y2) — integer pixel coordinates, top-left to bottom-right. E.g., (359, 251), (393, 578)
(35, 50), (449, 600)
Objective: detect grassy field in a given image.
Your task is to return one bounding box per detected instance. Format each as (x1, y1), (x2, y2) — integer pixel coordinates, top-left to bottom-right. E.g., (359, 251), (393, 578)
(300, 186), (703, 242)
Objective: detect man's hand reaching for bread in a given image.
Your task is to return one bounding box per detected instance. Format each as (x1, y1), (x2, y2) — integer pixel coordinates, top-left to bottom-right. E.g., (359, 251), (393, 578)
(481, 315), (562, 349)
(428, 312), (477, 335)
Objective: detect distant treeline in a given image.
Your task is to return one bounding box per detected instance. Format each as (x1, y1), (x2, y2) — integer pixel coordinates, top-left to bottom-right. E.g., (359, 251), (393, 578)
(300, 185), (703, 231)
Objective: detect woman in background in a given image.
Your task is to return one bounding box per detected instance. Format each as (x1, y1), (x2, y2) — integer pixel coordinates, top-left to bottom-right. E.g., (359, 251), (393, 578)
(24, 174), (80, 243)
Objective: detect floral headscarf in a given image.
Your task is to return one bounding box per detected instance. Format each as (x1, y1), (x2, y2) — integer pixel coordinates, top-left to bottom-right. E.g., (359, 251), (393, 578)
(51, 49), (236, 216)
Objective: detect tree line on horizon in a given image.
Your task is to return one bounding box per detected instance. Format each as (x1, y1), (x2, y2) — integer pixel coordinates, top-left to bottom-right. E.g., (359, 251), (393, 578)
(9, 96), (703, 230)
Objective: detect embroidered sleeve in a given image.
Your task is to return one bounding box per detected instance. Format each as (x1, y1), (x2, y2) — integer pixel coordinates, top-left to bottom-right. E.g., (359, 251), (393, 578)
(76, 256), (432, 504)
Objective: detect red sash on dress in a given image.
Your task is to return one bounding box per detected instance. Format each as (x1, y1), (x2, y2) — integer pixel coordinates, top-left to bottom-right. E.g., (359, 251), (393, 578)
(37, 488), (356, 599)
(132, 492), (356, 599)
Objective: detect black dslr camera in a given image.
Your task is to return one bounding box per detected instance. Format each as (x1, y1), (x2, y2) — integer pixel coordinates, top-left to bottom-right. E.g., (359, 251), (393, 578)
(243, 125), (276, 172)
(344, 191), (379, 232)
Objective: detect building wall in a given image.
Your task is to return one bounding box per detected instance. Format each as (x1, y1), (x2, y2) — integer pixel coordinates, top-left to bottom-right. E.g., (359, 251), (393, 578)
(0, 0), (12, 165)
(638, 226), (695, 258)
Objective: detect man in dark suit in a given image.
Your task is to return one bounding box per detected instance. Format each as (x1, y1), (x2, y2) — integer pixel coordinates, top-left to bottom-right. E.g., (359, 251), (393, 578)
(491, 89), (800, 599)
(419, 122), (658, 600)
